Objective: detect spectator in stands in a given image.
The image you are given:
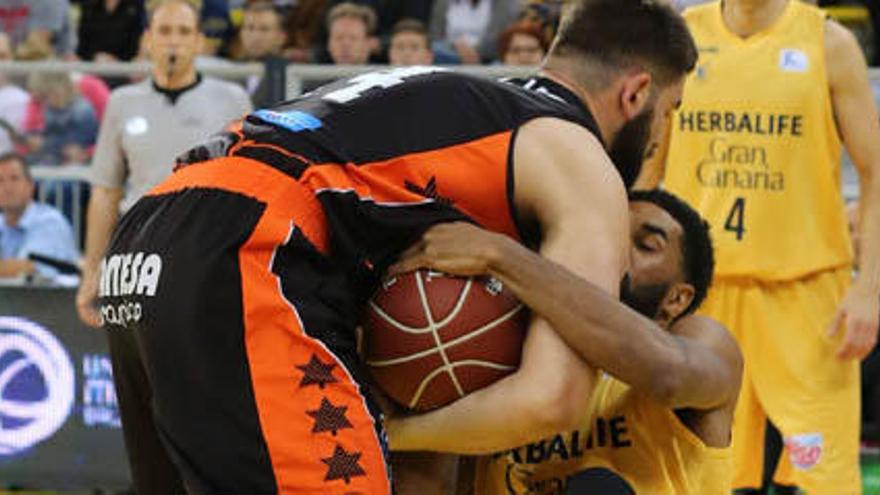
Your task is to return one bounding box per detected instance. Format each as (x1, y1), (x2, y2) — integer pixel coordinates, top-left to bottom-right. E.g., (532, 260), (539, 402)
(76, 0), (251, 336)
(76, 0), (146, 64)
(388, 18), (433, 66)
(327, 2), (377, 65)
(199, 0), (236, 57)
(238, 1), (288, 108)
(239, 1), (287, 63)
(318, 0), (434, 43)
(516, 1), (561, 45)
(429, 0), (517, 64)
(0, 33), (29, 154)
(23, 73), (110, 143)
(497, 21), (548, 66)
(0, 0), (76, 58)
(282, 0), (327, 63)
(0, 152), (78, 279)
(25, 72), (99, 166)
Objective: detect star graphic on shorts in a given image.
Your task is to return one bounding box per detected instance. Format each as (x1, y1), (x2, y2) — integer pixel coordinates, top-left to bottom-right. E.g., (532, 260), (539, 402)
(321, 444), (366, 484)
(296, 354), (338, 389)
(307, 398), (353, 436)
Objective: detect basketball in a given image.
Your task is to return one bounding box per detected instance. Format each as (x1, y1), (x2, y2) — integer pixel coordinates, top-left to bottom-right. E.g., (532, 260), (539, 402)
(362, 269), (529, 411)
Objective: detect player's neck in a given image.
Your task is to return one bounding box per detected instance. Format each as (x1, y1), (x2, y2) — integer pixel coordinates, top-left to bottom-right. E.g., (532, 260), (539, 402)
(721, 0), (789, 38)
(540, 65), (615, 147)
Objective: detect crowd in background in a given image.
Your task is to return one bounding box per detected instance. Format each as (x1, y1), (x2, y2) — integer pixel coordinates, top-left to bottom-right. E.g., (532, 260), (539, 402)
(0, 0), (876, 165)
(0, 0), (574, 162)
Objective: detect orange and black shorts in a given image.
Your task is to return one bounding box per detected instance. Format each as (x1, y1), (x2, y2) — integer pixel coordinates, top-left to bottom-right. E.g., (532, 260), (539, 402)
(99, 157), (392, 494)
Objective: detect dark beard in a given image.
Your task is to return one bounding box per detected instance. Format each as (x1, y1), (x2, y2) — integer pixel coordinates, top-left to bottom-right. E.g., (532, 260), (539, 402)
(620, 273), (669, 320)
(609, 108), (654, 189)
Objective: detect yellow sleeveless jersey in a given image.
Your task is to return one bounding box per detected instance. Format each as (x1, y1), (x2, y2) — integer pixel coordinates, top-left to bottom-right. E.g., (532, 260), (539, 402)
(664, 1), (852, 280)
(473, 374), (731, 494)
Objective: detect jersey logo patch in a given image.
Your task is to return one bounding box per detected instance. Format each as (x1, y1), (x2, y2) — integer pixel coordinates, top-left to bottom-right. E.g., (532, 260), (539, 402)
(779, 49), (809, 73)
(785, 432), (822, 470)
(252, 109), (323, 133)
(404, 176), (454, 206)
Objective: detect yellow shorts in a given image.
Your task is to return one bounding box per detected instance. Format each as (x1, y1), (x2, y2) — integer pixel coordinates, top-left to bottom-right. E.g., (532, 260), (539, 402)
(699, 267), (860, 494)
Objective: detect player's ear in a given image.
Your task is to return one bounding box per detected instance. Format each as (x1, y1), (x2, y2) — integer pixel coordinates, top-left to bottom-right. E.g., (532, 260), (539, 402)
(619, 71), (652, 120)
(657, 282), (694, 326)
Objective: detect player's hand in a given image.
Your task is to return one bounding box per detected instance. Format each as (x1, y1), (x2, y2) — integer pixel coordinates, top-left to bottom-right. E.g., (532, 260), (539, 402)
(828, 283), (879, 360)
(389, 222), (512, 277)
(76, 267), (102, 328)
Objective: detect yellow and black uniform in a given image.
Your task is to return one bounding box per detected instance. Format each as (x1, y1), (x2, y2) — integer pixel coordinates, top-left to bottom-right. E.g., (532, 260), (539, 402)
(664, 2), (859, 492)
(473, 373), (732, 494)
(98, 68), (608, 494)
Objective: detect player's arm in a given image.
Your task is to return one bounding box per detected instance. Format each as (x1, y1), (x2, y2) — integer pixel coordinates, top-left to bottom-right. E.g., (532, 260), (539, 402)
(386, 118), (629, 454)
(487, 234), (740, 410)
(394, 223), (742, 410)
(825, 20), (880, 359)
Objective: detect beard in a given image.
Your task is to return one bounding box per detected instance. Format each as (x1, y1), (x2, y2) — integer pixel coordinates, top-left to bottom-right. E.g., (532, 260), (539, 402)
(619, 273), (669, 320)
(609, 107), (654, 189)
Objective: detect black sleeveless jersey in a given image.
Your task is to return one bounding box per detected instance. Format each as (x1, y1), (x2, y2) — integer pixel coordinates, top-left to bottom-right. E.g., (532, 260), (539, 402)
(177, 67), (606, 295)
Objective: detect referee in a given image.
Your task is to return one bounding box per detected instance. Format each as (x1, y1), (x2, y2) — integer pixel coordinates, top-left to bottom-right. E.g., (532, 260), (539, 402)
(77, 0), (251, 328)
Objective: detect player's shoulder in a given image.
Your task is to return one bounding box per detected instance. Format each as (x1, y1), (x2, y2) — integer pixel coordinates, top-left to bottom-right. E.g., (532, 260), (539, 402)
(672, 315), (742, 367)
(516, 117), (604, 153)
(823, 17), (862, 58)
(514, 117), (612, 182)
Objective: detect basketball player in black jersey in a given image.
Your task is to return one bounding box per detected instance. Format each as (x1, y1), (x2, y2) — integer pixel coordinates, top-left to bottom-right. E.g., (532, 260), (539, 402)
(95, 1), (698, 492)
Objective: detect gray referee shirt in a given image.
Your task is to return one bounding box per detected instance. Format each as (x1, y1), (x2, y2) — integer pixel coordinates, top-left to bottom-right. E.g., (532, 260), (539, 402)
(90, 75), (252, 211)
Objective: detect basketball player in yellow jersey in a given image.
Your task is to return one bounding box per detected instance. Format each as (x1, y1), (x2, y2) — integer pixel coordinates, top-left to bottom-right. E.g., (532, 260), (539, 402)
(637, 0), (880, 493)
(390, 190), (742, 494)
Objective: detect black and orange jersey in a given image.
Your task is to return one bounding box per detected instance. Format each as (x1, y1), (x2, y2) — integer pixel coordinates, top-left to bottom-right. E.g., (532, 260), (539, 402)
(105, 69), (608, 492)
(177, 67), (604, 298)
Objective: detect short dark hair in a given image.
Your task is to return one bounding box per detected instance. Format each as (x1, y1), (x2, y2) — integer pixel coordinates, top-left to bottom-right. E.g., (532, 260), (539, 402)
(628, 188), (714, 316)
(391, 18), (429, 42)
(0, 152), (31, 181)
(551, 0), (697, 88)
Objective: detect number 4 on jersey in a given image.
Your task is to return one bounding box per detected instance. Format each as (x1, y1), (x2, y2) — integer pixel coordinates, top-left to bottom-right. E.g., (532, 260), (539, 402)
(324, 66), (449, 104)
(725, 197), (746, 241)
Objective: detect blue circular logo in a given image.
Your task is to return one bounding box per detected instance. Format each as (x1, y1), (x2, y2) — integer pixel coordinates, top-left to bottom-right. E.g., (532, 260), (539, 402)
(0, 317), (74, 456)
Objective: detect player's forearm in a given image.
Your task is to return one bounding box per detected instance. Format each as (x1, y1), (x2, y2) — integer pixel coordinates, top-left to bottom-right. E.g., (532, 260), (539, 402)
(83, 187), (122, 271)
(486, 242), (718, 407)
(386, 367), (589, 454)
(856, 171), (880, 294)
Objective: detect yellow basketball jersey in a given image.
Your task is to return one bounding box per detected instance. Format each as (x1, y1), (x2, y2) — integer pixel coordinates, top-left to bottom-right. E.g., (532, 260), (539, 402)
(664, 1), (852, 280)
(473, 374), (732, 494)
